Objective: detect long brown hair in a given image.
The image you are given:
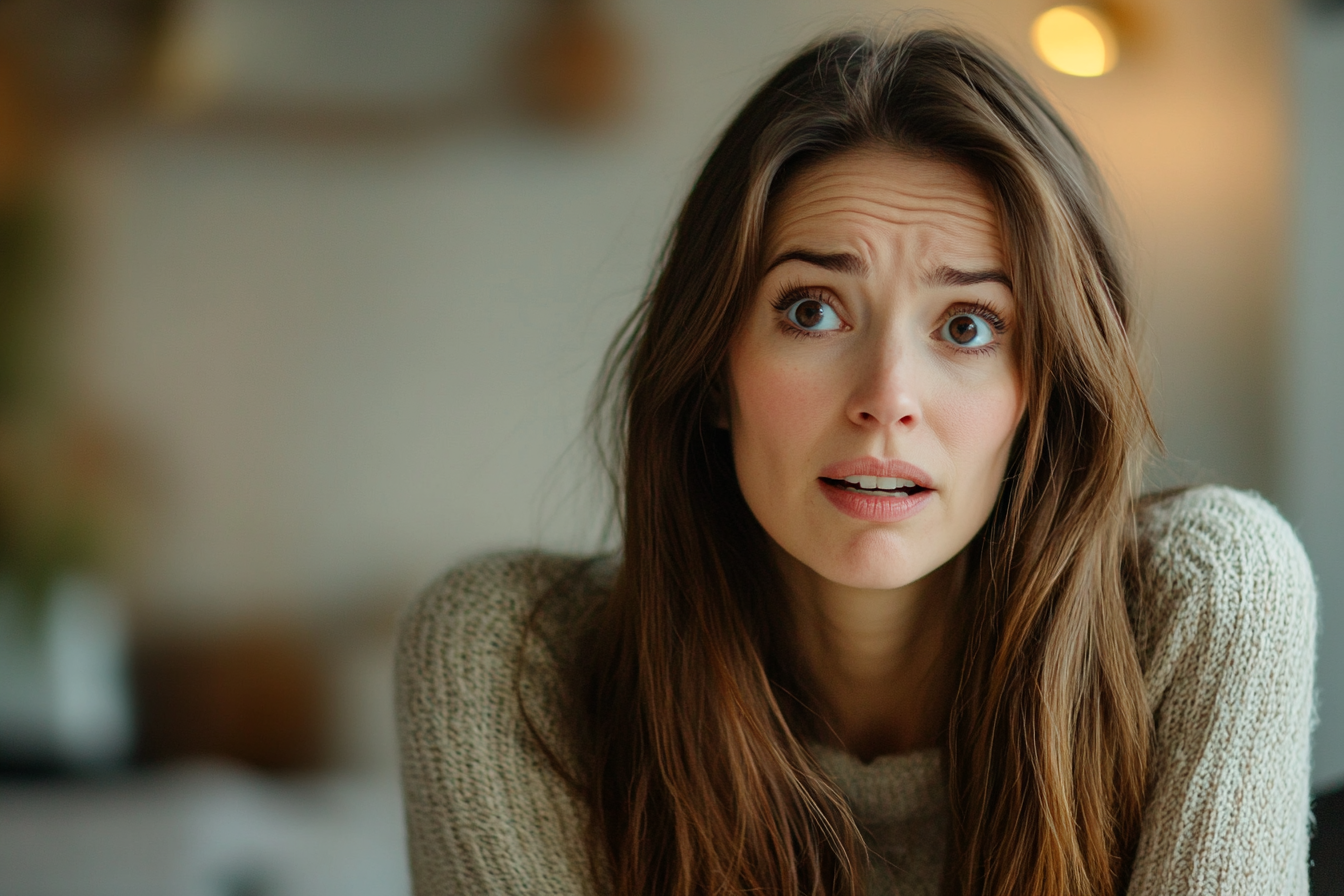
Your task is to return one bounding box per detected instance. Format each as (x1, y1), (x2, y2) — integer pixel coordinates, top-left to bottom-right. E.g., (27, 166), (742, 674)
(575, 27), (1153, 896)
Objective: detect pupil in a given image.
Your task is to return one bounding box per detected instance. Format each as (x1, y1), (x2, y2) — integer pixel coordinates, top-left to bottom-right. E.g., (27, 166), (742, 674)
(950, 316), (977, 344)
(796, 301), (823, 328)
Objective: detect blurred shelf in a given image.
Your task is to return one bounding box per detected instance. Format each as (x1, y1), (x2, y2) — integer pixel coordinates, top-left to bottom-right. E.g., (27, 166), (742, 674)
(0, 762), (408, 896)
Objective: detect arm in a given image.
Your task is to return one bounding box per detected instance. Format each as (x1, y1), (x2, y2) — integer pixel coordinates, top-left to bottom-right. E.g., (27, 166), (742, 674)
(1127, 487), (1316, 895)
(395, 554), (600, 896)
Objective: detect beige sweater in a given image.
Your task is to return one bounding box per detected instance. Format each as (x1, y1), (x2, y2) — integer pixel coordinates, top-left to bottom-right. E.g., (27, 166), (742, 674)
(396, 486), (1316, 894)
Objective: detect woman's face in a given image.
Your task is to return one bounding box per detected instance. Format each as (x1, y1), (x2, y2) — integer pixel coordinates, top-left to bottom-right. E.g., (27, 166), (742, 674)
(725, 148), (1024, 592)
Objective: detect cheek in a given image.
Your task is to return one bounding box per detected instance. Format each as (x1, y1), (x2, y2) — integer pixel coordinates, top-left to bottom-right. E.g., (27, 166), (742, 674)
(729, 348), (835, 455)
(727, 338), (847, 531)
(931, 369), (1023, 484)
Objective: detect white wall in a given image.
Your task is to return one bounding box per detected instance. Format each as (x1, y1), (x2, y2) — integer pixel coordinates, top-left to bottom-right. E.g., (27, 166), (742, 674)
(1285, 6), (1344, 791)
(62, 0), (1289, 618)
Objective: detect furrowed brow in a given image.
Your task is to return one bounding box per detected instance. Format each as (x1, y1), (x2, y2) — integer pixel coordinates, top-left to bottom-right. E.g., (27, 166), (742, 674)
(928, 264), (1013, 290)
(764, 250), (867, 276)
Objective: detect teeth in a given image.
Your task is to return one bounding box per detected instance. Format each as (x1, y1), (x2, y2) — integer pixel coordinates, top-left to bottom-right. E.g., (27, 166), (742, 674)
(842, 475), (917, 490)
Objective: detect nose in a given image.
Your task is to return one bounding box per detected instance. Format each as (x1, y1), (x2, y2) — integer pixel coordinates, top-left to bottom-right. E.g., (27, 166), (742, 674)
(845, 338), (920, 430)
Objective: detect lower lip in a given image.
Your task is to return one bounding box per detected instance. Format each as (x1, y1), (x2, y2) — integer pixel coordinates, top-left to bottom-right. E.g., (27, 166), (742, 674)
(820, 479), (935, 522)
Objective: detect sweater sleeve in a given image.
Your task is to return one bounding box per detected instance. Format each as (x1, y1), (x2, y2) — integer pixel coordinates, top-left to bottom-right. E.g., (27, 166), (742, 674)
(395, 553), (601, 896)
(1126, 486), (1316, 895)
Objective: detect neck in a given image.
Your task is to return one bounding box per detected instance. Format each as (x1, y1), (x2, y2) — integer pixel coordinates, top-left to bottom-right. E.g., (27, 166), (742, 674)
(778, 548), (963, 761)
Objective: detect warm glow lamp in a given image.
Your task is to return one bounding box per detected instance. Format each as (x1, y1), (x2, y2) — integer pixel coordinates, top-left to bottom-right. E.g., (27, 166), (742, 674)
(1030, 6), (1119, 77)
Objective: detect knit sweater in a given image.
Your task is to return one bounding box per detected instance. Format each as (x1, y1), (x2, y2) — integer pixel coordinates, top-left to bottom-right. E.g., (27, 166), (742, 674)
(396, 486), (1316, 894)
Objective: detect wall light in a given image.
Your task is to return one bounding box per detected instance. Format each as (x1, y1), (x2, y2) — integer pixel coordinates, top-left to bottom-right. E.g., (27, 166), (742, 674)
(1030, 6), (1119, 77)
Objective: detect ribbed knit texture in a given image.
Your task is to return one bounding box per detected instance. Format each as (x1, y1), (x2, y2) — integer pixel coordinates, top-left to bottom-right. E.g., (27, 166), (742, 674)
(396, 486), (1316, 894)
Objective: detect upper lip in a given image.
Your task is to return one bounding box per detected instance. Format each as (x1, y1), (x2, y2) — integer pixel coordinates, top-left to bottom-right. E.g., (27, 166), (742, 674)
(818, 457), (934, 489)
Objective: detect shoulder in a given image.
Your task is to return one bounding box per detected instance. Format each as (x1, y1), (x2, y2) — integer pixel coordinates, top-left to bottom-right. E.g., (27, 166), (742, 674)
(401, 551), (605, 635)
(396, 550), (610, 727)
(398, 551), (605, 662)
(1129, 484), (1316, 710)
(394, 551), (612, 894)
(1134, 485), (1310, 583)
(1125, 487), (1317, 892)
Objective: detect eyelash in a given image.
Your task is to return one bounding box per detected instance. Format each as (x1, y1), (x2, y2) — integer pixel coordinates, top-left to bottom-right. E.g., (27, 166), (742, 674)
(940, 302), (1009, 355)
(770, 284), (842, 339)
(770, 285), (1011, 351)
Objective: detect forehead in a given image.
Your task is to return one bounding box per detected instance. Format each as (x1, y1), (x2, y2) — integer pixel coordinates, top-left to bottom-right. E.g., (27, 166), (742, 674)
(764, 149), (1003, 265)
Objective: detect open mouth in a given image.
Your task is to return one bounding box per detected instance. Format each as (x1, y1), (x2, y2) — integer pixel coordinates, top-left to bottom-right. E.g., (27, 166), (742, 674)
(820, 475), (930, 498)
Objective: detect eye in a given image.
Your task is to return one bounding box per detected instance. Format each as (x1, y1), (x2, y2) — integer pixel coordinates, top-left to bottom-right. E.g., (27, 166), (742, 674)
(940, 312), (995, 348)
(784, 296), (844, 332)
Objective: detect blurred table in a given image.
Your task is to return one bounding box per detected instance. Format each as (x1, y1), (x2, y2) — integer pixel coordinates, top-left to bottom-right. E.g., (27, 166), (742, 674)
(0, 762), (409, 896)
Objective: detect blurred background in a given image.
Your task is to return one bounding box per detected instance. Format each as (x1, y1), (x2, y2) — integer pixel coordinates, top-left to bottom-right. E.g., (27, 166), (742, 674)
(0, 0), (1340, 894)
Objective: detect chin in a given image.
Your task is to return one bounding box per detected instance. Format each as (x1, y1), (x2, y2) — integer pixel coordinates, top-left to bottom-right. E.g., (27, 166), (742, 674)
(813, 542), (935, 592)
(825, 566), (926, 592)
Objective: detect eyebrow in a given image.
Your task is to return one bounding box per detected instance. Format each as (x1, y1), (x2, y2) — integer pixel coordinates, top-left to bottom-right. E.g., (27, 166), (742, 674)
(928, 264), (1013, 290)
(764, 250), (1012, 292)
(764, 250), (867, 276)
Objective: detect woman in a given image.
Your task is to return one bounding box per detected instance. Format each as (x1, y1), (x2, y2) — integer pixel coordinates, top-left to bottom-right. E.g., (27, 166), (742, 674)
(397, 26), (1315, 896)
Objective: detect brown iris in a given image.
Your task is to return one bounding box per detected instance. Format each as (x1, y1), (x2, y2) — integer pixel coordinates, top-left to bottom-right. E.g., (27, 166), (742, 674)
(947, 314), (979, 345)
(793, 300), (826, 328)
